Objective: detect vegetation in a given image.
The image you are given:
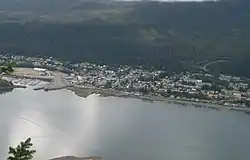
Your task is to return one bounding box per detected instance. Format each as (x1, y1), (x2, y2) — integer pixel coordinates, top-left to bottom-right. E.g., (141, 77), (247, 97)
(201, 84), (222, 92)
(0, 62), (15, 87)
(0, 79), (12, 87)
(0, 0), (249, 76)
(0, 62), (15, 75)
(7, 138), (36, 160)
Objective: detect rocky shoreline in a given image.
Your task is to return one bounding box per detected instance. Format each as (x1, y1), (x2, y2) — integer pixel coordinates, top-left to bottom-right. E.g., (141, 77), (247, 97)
(0, 79), (26, 93)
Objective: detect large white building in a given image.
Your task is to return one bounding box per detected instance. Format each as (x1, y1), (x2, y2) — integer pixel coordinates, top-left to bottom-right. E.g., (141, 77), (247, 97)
(33, 68), (47, 72)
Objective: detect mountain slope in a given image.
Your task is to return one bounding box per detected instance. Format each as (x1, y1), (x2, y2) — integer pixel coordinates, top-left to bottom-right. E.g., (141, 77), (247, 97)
(0, 0), (249, 76)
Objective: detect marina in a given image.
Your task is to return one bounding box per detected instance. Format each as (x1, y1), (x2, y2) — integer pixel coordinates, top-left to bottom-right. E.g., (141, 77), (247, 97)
(2, 68), (76, 92)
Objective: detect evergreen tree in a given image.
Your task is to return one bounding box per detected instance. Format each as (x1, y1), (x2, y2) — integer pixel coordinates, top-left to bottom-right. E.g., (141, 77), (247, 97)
(7, 138), (36, 160)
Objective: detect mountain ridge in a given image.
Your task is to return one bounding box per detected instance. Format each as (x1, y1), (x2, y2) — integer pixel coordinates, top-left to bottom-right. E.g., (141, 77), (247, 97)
(0, 0), (249, 76)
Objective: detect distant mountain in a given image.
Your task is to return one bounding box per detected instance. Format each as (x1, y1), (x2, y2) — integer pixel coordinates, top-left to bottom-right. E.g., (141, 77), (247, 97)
(0, 0), (249, 76)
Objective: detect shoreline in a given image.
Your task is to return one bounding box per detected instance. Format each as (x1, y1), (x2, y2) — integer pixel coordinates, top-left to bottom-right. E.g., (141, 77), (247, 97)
(68, 86), (250, 113)
(0, 85), (27, 89)
(0, 78), (27, 90)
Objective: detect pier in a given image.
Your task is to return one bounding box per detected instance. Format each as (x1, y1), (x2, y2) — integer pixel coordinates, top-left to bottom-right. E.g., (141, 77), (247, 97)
(4, 68), (75, 92)
(34, 75), (73, 91)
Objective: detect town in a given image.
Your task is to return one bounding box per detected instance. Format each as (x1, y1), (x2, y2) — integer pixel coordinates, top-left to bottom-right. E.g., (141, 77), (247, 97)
(1, 53), (250, 108)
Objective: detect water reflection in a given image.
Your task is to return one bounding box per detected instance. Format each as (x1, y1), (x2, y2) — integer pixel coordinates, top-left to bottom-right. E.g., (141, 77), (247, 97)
(0, 88), (14, 94)
(1, 89), (250, 160)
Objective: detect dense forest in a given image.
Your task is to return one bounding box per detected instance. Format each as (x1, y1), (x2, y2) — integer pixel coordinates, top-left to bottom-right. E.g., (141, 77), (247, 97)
(0, 0), (249, 76)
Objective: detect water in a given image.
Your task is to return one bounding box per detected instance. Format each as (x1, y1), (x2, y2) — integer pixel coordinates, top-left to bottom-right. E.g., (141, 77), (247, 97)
(1, 88), (250, 160)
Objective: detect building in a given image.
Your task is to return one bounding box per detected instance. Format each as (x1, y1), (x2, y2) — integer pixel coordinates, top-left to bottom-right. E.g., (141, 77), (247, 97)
(33, 68), (47, 72)
(34, 68), (47, 76)
(219, 74), (232, 82)
(233, 92), (242, 99)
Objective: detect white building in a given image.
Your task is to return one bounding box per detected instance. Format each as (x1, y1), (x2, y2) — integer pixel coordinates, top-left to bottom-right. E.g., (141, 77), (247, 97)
(33, 68), (47, 72)
(233, 92), (242, 99)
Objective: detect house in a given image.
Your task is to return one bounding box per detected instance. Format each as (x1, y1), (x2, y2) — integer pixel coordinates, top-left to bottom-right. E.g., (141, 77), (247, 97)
(233, 92), (242, 99)
(219, 74), (232, 82)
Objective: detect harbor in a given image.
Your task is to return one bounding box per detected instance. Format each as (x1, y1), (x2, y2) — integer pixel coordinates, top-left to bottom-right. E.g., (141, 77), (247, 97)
(2, 67), (77, 92)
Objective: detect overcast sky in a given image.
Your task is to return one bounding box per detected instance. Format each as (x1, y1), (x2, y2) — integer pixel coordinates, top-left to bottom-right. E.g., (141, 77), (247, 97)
(118, 0), (216, 2)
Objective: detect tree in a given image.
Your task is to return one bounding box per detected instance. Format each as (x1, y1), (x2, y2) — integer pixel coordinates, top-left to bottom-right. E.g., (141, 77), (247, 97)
(7, 138), (36, 160)
(239, 87), (247, 93)
(104, 81), (112, 89)
(201, 84), (211, 90)
(201, 84), (221, 92)
(0, 62), (15, 75)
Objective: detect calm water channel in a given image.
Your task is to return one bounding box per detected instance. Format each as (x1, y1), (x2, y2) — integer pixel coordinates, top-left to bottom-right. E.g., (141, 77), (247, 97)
(1, 88), (250, 160)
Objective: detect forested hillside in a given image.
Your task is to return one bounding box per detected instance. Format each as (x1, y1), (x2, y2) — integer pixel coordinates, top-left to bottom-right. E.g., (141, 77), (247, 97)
(0, 0), (249, 76)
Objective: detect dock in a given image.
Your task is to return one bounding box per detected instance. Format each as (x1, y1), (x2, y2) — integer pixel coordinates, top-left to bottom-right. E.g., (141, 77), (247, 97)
(4, 68), (76, 92)
(34, 75), (73, 91)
